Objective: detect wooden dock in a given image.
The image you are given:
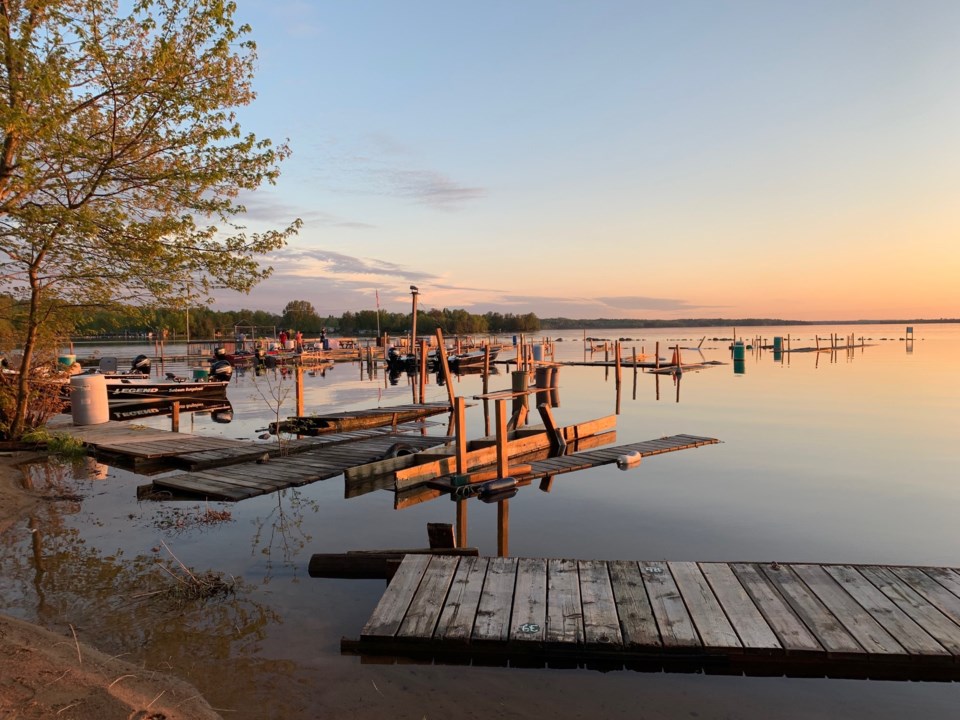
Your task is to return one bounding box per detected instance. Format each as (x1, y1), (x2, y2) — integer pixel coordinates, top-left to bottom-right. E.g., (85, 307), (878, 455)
(343, 555), (960, 680)
(147, 433), (451, 501)
(426, 434), (719, 492)
(270, 402), (451, 435)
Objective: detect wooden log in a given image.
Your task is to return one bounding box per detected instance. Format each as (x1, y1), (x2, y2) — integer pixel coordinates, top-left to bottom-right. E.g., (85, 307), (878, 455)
(308, 548), (479, 579)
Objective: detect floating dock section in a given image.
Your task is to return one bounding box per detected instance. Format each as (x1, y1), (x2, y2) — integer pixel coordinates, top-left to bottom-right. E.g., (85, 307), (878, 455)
(344, 555), (960, 680)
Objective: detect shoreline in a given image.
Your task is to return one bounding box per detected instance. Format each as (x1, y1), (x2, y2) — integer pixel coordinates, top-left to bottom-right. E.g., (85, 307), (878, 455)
(0, 452), (222, 720)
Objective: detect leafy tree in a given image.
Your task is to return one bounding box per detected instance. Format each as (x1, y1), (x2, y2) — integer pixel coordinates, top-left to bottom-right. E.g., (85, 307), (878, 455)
(0, 0), (300, 437)
(281, 300), (321, 333)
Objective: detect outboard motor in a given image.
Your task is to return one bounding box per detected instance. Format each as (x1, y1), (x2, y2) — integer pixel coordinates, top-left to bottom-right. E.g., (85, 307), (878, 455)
(131, 354), (151, 375)
(210, 359), (233, 381)
(213, 347), (228, 361)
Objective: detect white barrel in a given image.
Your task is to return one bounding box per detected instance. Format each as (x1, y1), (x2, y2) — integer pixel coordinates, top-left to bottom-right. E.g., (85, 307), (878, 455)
(70, 374), (109, 425)
(285, 339), (295, 350)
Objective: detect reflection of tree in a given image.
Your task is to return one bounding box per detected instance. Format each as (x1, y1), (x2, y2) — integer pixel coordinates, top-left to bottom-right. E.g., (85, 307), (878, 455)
(250, 488), (319, 584)
(0, 466), (282, 678)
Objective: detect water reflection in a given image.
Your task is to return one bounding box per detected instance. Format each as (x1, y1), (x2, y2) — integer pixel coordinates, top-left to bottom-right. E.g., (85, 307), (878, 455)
(3, 459), (282, 686)
(4, 326), (960, 718)
(250, 489), (319, 583)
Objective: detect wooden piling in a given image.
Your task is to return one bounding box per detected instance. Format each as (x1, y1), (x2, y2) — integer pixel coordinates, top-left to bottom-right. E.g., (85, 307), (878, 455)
(435, 329), (455, 409)
(615, 341), (622, 386)
(170, 400), (180, 432)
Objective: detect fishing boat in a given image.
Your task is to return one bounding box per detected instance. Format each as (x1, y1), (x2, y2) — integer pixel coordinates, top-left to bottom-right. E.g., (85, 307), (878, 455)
(73, 354), (232, 400)
(104, 375), (230, 399)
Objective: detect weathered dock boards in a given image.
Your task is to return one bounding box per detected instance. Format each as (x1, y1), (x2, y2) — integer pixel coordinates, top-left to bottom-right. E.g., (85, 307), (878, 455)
(149, 433), (450, 501)
(49, 418), (437, 472)
(270, 402), (450, 435)
(344, 556), (960, 680)
(425, 435), (719, 493)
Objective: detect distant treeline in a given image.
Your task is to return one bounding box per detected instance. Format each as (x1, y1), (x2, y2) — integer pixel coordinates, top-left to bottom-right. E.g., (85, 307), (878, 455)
(539, 317), (960, 330)
(68, 300), (541, 339)
(43, 297), (960, 341)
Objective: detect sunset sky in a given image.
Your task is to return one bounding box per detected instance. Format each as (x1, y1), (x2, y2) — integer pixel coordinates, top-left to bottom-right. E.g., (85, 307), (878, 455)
(216, 0), (960, 321)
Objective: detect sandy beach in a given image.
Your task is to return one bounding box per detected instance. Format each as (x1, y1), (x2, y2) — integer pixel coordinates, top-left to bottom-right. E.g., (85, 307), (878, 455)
(0, 452), (222, 720)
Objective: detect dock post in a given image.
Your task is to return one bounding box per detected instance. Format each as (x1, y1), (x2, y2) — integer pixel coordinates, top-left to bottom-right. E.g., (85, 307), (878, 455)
(615, 341), (622, 386)
(435, 329), (455, 408)
(511, 370), (527, 427)
(495, 399), (508, 477)
(483, 345), (491, 395)
(655, 341), (660, 369)
(454, 396), (467, 474)
(170, 401), (180, 432)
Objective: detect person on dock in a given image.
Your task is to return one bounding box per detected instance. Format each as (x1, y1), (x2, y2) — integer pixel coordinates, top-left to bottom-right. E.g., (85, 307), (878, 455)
(278, 329), (288, 348)
(295, 329), (303, 352)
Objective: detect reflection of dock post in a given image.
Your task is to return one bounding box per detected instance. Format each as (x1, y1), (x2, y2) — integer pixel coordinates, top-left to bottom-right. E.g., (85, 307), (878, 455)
(454, 397), (469, 547)
(494, 398), (510, 557)
(296, 365), (304, 416)
(418, 339), (427, 403)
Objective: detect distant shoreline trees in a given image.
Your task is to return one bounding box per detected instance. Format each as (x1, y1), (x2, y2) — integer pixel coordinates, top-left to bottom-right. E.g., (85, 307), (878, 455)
(53, 300), (959, 341)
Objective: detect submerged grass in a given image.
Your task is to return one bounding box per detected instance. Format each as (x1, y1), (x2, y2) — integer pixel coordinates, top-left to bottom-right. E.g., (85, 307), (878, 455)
(135, 540), (237, 609)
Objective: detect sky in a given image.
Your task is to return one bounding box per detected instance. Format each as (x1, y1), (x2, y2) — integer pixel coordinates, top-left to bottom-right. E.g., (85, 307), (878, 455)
(213, 0), (960, 321)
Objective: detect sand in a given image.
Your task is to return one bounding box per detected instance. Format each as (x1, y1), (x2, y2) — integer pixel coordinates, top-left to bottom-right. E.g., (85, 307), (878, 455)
(0, 452), (222, 720)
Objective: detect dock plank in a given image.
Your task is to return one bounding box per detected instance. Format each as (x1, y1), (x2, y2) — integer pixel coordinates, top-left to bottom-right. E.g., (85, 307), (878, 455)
(473, 557), (518, 643)
(893, 567), (960, 627)
(546, 559), (584, 646)
(824, 565), (949, 658)
(731, 563), (822, 654)
(510, 558), (548, 646)
(398, 556), (459, 640)
(579, 560), (622, 648)
(670, 562), (741, 651)
(859, 566), (960, 656)
(761, 563), (863, 656)
(700, 563), (780, 651)
(361, 554), (430, 639)
(641, 561), (699, 649)
(434, 557), (488, 643)
(792, 564), (905, 656)
(608, 560), (660, 649)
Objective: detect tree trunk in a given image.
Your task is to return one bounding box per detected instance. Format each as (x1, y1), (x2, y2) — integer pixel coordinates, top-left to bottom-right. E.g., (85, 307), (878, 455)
(10, 264), (43, 439)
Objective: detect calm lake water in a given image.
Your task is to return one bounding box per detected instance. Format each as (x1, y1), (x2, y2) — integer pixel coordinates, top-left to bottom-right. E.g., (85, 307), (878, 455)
(2, 323), (959, 718)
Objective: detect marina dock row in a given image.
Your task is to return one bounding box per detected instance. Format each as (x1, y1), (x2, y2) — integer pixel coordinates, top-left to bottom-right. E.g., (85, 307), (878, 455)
(344, 555), (960, 680)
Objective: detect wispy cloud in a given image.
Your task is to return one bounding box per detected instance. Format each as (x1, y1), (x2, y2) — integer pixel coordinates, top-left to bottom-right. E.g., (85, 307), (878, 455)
(315, 134), (485, 210)
(389, 169), (485, 207)
(235, 191), (374, 229)
(271, 248), (439, 282)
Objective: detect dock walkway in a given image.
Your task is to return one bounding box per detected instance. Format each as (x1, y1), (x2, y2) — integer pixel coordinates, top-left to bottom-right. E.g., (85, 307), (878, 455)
(148, 433), (450, 501)
(344, 555), (960, 680)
